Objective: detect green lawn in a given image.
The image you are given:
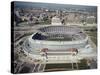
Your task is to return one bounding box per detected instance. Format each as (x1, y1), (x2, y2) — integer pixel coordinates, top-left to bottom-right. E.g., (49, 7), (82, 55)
(45, 59), (89, 72)
(85, 30), (97, 46)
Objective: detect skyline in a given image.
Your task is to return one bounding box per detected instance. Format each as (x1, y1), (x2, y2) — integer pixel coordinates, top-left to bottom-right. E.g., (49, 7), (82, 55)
(14, 1), (97, 12)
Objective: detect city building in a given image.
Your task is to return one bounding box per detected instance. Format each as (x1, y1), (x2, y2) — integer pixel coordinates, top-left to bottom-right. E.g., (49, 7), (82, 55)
(51, 16), (62, 25)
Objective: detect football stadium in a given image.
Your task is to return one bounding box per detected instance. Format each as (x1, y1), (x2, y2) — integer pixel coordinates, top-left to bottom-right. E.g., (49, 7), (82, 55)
(23, 25), (96, 64)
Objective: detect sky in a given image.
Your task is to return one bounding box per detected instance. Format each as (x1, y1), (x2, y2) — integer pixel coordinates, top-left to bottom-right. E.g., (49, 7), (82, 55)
(13, 1), (97, 12)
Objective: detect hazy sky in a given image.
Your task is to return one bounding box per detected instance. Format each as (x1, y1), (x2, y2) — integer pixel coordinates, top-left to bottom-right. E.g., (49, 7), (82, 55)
(13, 1), (97, 12)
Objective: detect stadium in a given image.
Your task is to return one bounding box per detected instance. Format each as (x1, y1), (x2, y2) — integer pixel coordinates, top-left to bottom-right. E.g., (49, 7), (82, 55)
(22, 25), (96, 64)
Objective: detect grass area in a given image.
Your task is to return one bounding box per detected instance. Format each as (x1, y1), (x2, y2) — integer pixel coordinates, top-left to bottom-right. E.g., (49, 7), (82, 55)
(15, 32), (33, 42)
(45, 63), (72, 69)
(45, 63), (73, 72)
(78, 59), (89, 70)
(45, 59), (89, 72)
(85, 30), (97, 46)
(39, 20), (51, 25)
